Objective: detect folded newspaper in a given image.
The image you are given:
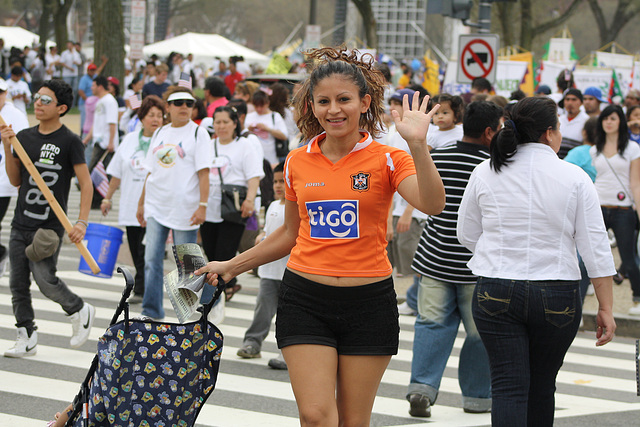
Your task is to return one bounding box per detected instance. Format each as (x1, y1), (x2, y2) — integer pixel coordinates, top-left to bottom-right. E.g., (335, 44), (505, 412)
(164, 243), (208, 323)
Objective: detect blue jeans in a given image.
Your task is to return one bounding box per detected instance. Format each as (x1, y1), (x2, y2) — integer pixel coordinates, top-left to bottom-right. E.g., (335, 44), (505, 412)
(472, 277), (581, 427)
(9, 227), (84, 333)
(404, 274), (419, 311)
(141, 217), (198, 319)
(601, 207), (640, 300)
(408, 277), (491, 411)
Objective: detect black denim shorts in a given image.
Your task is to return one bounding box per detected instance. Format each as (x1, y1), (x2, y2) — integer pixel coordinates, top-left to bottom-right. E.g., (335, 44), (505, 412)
(275, 270), (400, 355)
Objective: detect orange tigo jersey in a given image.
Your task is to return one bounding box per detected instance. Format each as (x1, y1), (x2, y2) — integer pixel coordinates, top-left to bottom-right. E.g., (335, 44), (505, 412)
(284, 131), (417, 277)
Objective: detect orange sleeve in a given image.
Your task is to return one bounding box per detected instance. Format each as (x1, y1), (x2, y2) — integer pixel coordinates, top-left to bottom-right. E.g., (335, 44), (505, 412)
(388, 147), (416, 190)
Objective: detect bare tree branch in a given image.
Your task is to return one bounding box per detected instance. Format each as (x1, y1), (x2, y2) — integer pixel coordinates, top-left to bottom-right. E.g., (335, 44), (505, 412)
(532, 0), (584, 34)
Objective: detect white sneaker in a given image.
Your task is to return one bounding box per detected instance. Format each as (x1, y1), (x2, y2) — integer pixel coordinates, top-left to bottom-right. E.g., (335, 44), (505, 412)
(629, 302), (640, 316)
(4, 327), (37, 358)
(69, 302), (95, 348)
(398, 301), (417, 316)
(0, 249), (9, 277)
(208, 297), (225, 325)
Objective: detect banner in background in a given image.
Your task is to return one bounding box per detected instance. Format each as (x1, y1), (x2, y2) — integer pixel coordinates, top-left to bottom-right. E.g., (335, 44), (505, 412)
(508, 52), (534, 96)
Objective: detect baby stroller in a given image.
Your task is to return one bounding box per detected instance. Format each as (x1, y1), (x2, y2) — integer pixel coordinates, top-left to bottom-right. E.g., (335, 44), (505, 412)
(66, 267), (225, 427)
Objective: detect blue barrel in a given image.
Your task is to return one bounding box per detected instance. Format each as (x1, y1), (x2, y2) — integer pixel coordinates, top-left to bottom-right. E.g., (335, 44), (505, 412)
(78, 223), (124, 278)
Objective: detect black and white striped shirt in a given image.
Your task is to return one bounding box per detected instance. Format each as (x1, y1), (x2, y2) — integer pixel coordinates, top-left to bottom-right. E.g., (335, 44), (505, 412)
(411, 141), (489, 284)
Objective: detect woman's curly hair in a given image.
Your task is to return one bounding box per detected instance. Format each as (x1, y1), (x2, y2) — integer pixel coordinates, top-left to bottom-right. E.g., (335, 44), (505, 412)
(293, 46), (386, 141)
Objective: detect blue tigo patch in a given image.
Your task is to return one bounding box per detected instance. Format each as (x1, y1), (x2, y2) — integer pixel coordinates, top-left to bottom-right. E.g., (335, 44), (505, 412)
(306, 200), (359, 239)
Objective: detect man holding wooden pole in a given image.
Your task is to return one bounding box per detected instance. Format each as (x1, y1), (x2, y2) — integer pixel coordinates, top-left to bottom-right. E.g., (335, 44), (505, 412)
(0, 79), (95, 357)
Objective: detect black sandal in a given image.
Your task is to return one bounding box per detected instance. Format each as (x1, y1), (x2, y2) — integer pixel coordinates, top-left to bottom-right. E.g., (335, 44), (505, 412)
(225, 284), (242, 301)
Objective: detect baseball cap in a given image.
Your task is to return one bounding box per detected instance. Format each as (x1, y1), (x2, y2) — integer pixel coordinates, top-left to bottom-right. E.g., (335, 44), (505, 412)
(583, 86), (605, 103)
(87, 63), (97, 71)
(25, 229), (60, 262)
(0, 78), (7, 92)
(559, 88), (583, 109)
(390, 88), (416, 104)
(107, 76), (120, 86)
(563, 88), (583, 102)
(535, 84), (551, 95)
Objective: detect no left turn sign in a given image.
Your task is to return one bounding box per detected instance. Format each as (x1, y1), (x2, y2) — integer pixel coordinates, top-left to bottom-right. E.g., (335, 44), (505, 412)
(456, 34), (500, 85)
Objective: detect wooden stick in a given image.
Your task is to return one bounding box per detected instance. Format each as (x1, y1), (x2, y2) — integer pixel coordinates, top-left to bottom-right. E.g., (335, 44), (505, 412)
(0, 114), (101, 274)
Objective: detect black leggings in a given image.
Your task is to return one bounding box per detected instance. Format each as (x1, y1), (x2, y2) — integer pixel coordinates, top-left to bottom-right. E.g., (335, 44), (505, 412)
(200, 220), (246, 289)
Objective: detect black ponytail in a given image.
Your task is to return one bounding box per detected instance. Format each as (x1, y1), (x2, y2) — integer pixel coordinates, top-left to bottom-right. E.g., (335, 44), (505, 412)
(490, 96), (558, 172)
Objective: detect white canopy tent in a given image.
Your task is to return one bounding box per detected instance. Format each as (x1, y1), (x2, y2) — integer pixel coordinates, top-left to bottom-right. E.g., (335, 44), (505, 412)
(0, 26), (54, 49)
(143, 32), (269, 68)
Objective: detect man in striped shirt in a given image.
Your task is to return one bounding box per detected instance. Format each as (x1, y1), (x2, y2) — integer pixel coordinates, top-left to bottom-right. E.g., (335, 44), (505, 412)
(406, 101), (503, 418)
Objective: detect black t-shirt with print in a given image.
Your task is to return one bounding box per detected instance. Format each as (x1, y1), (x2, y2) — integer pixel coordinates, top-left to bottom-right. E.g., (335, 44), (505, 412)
(12, 125), (86, 232)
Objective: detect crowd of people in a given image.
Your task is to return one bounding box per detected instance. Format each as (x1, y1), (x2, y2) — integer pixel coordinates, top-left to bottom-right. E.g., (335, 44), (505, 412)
(0, 39), (634, 426)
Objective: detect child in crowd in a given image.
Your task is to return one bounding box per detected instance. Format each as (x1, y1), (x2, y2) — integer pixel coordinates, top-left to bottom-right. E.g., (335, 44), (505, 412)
(236, 162), (289, 369)
(426, 93), (464, 150)
(627, 105), (640, 145)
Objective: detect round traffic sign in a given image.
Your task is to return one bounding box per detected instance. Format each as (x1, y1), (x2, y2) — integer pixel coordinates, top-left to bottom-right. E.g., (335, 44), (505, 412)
(460, 38), (495, 81)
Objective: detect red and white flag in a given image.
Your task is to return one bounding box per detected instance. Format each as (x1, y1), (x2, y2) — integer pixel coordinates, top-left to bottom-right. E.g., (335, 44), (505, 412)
(177, 72), (192, 90)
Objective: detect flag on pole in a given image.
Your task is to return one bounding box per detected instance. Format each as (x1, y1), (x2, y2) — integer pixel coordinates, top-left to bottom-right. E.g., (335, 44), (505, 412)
(91, 161), (109, 197)
(129, 93), (142, 109)
(608, 69), (623, 104)
(630, 65), (635, 90)
(534, 60), (543, 89)
(177, 72), (192, 90)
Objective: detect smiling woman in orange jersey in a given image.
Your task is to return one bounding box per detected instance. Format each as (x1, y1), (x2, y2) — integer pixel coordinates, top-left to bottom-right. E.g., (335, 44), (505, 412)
(197, 46), (445, 426)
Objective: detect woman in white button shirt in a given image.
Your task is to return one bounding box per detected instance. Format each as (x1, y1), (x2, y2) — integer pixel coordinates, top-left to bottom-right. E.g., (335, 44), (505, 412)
(457, 96), (616, 427)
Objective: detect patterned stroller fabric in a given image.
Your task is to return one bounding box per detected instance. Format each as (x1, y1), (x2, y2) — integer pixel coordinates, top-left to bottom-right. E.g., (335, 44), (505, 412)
(75, 318), (223, 426)
(66, 267), (225, 427)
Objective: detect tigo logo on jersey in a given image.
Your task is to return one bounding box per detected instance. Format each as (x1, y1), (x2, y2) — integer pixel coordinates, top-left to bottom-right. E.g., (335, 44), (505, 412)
(351, 172), (370, 192)
(306, 200), (359, 239)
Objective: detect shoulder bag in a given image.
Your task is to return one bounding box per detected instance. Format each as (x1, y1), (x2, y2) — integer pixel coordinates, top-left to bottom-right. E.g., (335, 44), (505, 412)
(215, 138), (248, 225)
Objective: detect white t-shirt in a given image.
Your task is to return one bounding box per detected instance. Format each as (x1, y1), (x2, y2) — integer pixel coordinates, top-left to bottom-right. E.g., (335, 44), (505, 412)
(559, 111), (589, 143)
(93, 94), (119, 150)
(385, 125), (428, 220)
(427, 124), (463, 150)
(0, 102), (28, 197)
(60, 49), (81, 77)
(106, 130), (150, 226)
(143, 121), (212, 230)
(245, 111), (288, 165)
(6, 79), (31, 115)
(257, 200), (289, 280)
(44, 53), (60, 79)
(590, 143), (640, 207)
(206, 136), (266, 223)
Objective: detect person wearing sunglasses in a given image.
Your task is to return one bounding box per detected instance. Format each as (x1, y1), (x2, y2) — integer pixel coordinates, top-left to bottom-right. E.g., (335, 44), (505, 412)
(136, 87), (211, 321)
(0, 79), (96, 357)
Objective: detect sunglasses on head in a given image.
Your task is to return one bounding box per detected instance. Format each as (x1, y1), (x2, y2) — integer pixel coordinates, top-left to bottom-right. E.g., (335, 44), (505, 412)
(34, 93), (58, 106)
(169, 99), (195, 108)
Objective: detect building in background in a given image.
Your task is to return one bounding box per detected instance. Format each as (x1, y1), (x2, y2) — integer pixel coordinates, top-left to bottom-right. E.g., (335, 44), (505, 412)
(371, 0), (427, 59)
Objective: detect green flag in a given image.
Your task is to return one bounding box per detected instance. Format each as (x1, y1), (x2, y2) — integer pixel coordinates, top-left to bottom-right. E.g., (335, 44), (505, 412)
(608, 69), (623, 103)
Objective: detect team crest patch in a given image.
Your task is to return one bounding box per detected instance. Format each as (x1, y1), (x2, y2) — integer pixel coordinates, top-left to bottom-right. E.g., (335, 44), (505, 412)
(351, 172), (370, 192)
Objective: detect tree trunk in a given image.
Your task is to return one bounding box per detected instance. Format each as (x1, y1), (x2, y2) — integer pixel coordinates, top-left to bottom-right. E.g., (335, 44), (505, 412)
(53, 0), (74, 47)
(587, 0), (640, 47)
(90, 0), (125, 85)
(38, 0), (53, 47)
(495, 2), (515, 48)
(351, 0), (378, 49)
(520, 0), (533, 51)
